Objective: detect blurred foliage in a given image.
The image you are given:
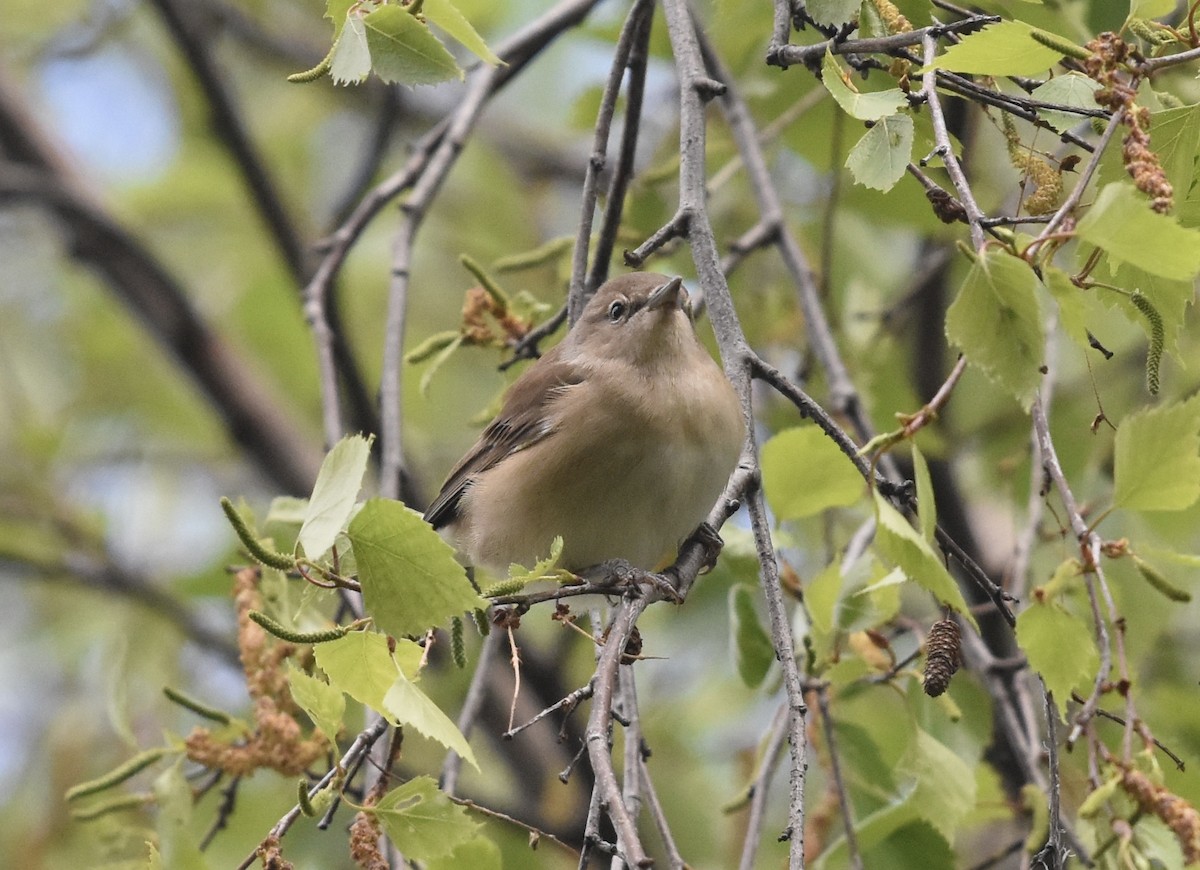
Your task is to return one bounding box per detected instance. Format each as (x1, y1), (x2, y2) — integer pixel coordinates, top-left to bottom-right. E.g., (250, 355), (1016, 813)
(3, 0), (1200, 867)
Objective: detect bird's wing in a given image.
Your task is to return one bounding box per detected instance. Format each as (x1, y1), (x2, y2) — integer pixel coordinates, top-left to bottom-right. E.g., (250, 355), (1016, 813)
(423, 346), (584, 529)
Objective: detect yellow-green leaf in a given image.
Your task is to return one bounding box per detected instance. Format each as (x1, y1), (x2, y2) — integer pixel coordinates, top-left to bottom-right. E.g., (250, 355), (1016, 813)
(298, 433), (372, 559)
(1031, 73), (1101, 133)
(845, 114), (914, 192)
(1076, 183), (1200, 281)
(383, 671), (478, 769)
(730, 584), (774, 688)
(363, 5), (463, 86)
(1113, 397), (1200, 511)
(945, 249), (1045, 410)
(901, 728), (976, 844)
(348, 498), (485, 637)
(1016, 600), (1100, 718)
(331, 14), (371, 85)
(371, 777), (481, 863)
(822, 51), (907, 121)
(924, 21), (1070, 76)
(313, 631), (422, 718)
(911, 442), (937, 545)
(761, 426), (865, 520)
(423, 0), (502, 65)
(286, 661), (345, 741)
(872, 492), (976, 628)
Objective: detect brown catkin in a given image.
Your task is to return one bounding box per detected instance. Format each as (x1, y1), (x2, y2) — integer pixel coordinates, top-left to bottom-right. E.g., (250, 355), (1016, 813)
(1120, 768), (1200, 863)
(349, 810), (389, 870)
(923, 618), (962, 697)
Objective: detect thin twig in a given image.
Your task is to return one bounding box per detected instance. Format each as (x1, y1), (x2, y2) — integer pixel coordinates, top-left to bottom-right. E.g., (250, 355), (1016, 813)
(766, 15), (999, 68)
(1027, 107), (1126, 253)
(921, 35), (987, 250)
(583, 599), (651, 867)
(1030, 399), (1112, 748)
(441, 627), (502, 796)
(586, 0), (653, 295)
(815, 686), (863, 870)
(450, 797), (581, 859)
(503, 681), (595, 740)
(235, 717), (390, 870)
(377, 0), (605, 498)
(148, 0), (311, 284)
(567, 0), (655, 323)
(737, 703), (790, 870)
(638, 754), (687, 869)
(613, 666), (646, 869)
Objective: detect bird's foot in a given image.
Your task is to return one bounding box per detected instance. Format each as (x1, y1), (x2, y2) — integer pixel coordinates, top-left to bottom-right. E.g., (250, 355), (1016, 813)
(686, 522), (725, 573)
(578, 559), (684, 604)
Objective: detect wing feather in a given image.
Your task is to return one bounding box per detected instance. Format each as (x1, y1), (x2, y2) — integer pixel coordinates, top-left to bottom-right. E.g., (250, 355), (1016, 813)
(423, 345), (584, 529)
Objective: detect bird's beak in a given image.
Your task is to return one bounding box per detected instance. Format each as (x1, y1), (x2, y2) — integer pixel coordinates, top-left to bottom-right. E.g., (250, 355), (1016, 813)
(645, 276), (685, 311)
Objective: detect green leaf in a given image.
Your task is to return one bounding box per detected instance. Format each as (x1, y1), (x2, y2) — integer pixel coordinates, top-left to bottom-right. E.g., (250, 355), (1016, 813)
(729, 584), (774, 688)
(1076, 183), (1200, 281)
(1144, 105), (1200, 211)
(902, 728), (976, 844)
(1129, 0), (1176, 18)
(872, 491), (976, 628)
(371, 777), (481, 863)
(286, 661), (345, 741)
(153, 759), (208, 870)
(505, 535), (573, 584)
(419, 334), (464, 397)
(266, 496), (309, 526)
(1016, 600), (1100, 718)
(911, 442), (937, 545)
(1043, 266), (1095, 351)
(760, 425), (865, 520)
(427, 836), (502, 870)
(298, 434), (372, 559)
(383, 671), (478, 769)
(803, 559), (843, 665)
(813, 784), (919, 869)
(331, 14), (371, 85)
(1031, 73), (1101, 133)
(944, 249), (1045, 410)
(313, 631), (422, 717)
(348, 499), (485, 637)
(1113, 397), (1200, 511)
(423, 0), (502, 65)
(325, 0), (356, 40)
(924, 21), (1069, 76)
(1104, 266), (1191, 359)
(805, 0), (859, 27)
(822, 51), (907, 121)
(845, 114), (914, 192)
(363, 5), (463, 86)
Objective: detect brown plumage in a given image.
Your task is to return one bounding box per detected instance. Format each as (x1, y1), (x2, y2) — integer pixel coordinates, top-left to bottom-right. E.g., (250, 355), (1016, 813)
(424, 273), (744, 574)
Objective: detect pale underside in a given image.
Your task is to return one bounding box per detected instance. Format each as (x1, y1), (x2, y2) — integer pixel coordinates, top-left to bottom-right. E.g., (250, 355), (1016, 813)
(454, 351), (743, 573)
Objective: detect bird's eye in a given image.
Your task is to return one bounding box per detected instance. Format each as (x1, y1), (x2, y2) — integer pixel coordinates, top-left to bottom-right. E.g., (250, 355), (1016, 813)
(607, 300), (627, 322)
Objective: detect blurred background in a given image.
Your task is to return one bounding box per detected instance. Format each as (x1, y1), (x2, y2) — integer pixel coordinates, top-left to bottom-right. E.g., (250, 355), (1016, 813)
(3, 0), (1200, 867)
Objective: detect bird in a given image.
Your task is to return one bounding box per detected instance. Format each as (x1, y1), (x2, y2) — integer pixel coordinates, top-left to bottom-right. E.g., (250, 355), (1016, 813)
(423, 272), (745, 582)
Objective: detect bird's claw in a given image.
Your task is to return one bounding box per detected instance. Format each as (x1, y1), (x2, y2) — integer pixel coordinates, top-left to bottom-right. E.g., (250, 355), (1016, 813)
(578, 559), (684, 604)
(687, 522), (725, 573)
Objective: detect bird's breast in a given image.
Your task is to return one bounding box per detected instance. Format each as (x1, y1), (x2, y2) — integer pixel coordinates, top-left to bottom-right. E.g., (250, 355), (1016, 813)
(459, 353), (744, 573)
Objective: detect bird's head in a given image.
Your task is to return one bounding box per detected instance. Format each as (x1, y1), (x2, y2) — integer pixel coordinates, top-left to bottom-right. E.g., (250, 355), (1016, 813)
(569, 273), (697, 367)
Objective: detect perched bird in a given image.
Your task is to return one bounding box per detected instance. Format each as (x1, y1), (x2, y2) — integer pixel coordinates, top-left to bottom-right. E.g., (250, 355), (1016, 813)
(424, 272), (745, 579)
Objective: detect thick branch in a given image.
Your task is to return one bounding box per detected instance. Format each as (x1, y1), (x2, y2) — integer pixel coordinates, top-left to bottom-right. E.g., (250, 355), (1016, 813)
(0, 148), (322, 496)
